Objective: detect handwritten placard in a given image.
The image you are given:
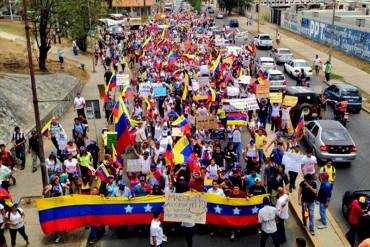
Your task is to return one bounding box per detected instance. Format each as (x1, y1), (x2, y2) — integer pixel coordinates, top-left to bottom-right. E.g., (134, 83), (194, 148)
(172, 127), (183, 137)
(139, 83), (152, 98)
(116, 73), (130, 86)
(283, 95), (298, 107)
(269, 92), (283, 104)
(164, 193), (207, 224)
(226, 86), (240, 97)
(282, 152), (305, 173)
(256, 80), (271, 99)
(196, 115), (218, 129)
(127, 159), (142, 172)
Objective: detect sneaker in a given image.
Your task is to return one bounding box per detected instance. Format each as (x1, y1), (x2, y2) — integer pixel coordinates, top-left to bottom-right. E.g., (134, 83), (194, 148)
(209, 231), (215, 236)
(318, 224), (328, 229)
(230, 233), (235, 241)
(55, 236), (62, 244)
(310, 230), (315, 236)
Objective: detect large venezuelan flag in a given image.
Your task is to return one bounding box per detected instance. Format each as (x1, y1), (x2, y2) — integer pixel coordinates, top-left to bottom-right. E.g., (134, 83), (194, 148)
(226, 113), (249, 126)
(36, 194), (266, 234)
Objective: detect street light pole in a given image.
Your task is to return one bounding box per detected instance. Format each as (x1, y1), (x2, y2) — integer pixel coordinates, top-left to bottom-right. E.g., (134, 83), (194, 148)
(328, 0), (336, 63)
(22, 0), (48, 187)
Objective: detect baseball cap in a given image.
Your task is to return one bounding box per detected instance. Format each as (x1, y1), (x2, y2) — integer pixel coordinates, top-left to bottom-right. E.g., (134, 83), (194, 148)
(359, 196), (366, 204)
(55, 167), (62, 173)
(321, 172), (329, 179)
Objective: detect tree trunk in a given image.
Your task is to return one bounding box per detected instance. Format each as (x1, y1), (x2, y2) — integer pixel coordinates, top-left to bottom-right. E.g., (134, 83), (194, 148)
(38, 45), (49, 71)
(76, 36), (87, 52)
(38, 12), (50, 71)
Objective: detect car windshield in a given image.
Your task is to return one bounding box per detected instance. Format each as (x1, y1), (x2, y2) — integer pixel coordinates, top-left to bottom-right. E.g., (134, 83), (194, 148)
(295, 61), (308, 67)
(342, 89), (359, 96)
(322, 129), (350, 142)
(260, 36), (271, 40)
(279, 49), (291, 54)
(270, 74), (284, 80)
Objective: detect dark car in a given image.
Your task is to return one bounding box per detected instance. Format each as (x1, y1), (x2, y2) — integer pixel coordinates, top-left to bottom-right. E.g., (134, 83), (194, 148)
(285, 86), (319, 126)
(323, 83), (362, 113)
(229, 19), (239, 28)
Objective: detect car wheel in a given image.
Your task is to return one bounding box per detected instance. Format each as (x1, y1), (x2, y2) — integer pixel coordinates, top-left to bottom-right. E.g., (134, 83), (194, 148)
(300, 104), (312, 117)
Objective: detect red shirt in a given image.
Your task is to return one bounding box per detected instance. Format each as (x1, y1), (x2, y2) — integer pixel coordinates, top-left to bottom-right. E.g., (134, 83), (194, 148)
(228, 191), (247, 198)
(189, 178), (204, 192)
(349, 200), (363, 226)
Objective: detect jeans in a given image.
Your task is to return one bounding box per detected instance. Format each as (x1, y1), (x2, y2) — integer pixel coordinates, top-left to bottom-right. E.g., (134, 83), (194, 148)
(31, 150), (39, 170)
(182, 226), (194, 247)
(276, 219), (286, 243)
(9, 226), (28, 247)
(233, 142), (242, 162)
(319, 202), (327, 225)
(302, 202), (315, 232)
(51, 136), (61, 156)
(257, 149), (264, 166)
(15, 145), (26, 168)
(260, 230), (280, 247)
(289, 171), (298, 190)
(90, 227), (97, 240)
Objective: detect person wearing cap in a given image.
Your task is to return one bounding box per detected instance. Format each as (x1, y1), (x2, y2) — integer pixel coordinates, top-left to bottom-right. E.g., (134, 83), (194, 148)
(248, 177), (266, 196)
(148, 163), (162, 187)
(347, 196), (368, 246)
(6, 202), (30, 247)
(320, 159), (336, 190)
(140, 151), (152, 175)
(77, 146), (93, 178)
(298, 173), (318, 235)
(317, 172), (332, 229)
(153, 141), (165, 164)
(106, 175), (119, 197)
(134, 176), (150, 197)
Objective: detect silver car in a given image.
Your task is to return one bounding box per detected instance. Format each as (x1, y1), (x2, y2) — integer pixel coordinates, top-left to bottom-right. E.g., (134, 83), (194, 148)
(271, 48), (293, 64)
(303, 120), (357, 163)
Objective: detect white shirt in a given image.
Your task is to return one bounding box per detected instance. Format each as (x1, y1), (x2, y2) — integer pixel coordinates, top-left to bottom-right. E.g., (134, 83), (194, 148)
(302, 156), (317, 175)
(74, 96), (85, 110)
(64, 158), (78, 174)
(232, 128), (242, 143)
(153, 147), (165, 162)
(258, 205), (278, 234)
(8, 208), (24, 229)
(206, 165), (219, 179)
(271, 105), (280, 117)
(141, 156), (151, 174)
(207, 187), (225, 196)
(314, 57), (321, 66)
(276, 194), (289, 220)
(150, 219), (163, 245)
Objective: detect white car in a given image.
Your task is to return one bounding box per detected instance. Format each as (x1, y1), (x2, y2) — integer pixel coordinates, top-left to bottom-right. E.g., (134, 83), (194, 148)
(267, 70), (287, 91)
(215, 13), (224, 19)
(226, 46), (243, 56)
(256, 57), (276, 73)
(254, 34), (273, 49)
(271, 48), (293, 64)
(284, 59), (313, 78)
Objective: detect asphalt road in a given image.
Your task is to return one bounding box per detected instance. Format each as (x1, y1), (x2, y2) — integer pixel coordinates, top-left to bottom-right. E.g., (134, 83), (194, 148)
(215, 17), (370, 229)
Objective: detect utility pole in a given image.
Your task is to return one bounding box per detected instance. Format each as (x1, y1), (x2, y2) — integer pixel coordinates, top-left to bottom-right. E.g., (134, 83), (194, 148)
(328, 0), (336, 62)
(22, 0), (48, 187)
(257, 0), (260, 34)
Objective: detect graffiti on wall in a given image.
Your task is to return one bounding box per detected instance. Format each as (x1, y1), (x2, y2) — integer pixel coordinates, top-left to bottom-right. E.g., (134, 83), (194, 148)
(300, 18), (370, 61)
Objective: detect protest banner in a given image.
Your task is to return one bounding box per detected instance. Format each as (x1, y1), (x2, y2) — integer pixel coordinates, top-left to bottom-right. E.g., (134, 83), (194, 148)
(116, 73), (130, 86)
(127, 159), (142, 172)
(256, 80), (270, 99)
(282, 152), (305, 173)
(283, 95), (298, 107)
(226, 86), (240, 97)
(139, 83), (152, 98)
(164, 193), (207, 224)
(269, 92), (283, 104)
(171, 127), (183, 137)
(196, 115), (218, 129)
(153, 86), (167, 97)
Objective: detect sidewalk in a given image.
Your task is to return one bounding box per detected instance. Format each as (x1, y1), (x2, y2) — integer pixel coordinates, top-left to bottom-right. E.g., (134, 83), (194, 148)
(264, 126), (351, 247)
(235, 17), (370, 96)
(2, 31), (107, 245)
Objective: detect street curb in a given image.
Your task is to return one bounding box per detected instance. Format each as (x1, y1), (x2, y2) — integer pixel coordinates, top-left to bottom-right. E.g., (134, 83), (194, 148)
(241, 19), (370, 114)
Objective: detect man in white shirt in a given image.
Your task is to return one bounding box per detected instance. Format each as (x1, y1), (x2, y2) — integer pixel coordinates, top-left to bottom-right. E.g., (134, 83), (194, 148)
(301, 149), (318, 179)
(141, 151), (151, 175)
(150, 211), (165, 247)
(258, 197), (280, 247)
(207, 180), (225, 196)
(153, 141), (165, 163)
(232, 126), (242, 162)
(74, 92), (86, 118)
(276, 187), (289, 244)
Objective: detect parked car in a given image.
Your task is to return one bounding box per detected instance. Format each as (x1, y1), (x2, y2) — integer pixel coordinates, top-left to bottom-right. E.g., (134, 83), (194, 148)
(256, 57), (276, 73)
(284, 59), (313, 79)
(254, 34), (273, 50)
(303, 120), (357, 163)
(285, 86), (319, 124)
(229, 19), (239, 28)
(215, 12), (224, 19)
(109, 25), (124, 38)
(207, 7), (215, 14)
(271, 48), (293, 64)
(323, 83), (362, 113)
(267, 70), (287, 91)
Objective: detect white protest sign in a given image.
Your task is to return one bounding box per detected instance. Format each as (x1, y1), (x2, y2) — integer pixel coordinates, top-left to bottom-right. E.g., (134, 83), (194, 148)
(282, 152), (305, 173)
(226, 86), (240, 97)
(164, 193), (207, 224)
(139, 83), (152, 98)
(127, 159), (142, 172)
(191, 80), (199, 91)
(116, 73), (130, 86)
(245, 97), (260, 111)
(239, 75), (251, 85)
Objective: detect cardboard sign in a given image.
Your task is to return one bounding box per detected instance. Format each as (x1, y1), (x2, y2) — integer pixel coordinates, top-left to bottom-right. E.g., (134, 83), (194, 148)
(139, 83), (152, 98)
(226, 86), (240, 97)
(127, 159), (142, 172)
(106, 132), (117, 149)
(193, 95), (208, 101)
(256, 80), (271, 99)
(116, 73), (130, 86)
(171, 127), (183, 137)
(164, 193), (207, 224)
(269, 92), (283, 104)
(283, 95), (298, 107)
(196, 115), (218, 129)
(154, 86), (167, 97)
(97, 84), (106, 98)
(239, 75), (251, 84)
(282, 152), (305, 173)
